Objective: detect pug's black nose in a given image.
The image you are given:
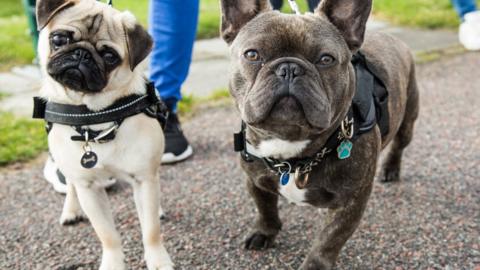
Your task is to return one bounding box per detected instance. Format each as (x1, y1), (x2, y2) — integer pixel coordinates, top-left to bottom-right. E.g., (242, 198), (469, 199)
(275, 62), (305, 82)
(73, 48), (92, 63)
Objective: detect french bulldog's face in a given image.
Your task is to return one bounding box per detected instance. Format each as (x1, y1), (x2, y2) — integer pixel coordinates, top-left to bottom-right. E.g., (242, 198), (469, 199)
(221, 0), (372, 140)
(36, 0), (152, 93)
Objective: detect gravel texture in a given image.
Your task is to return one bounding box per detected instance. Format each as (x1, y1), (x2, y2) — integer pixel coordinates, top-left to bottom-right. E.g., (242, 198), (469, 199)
(1, 53), (479, 270)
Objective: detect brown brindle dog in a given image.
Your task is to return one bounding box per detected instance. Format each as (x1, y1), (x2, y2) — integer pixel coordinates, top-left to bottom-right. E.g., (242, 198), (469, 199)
(220, 0), (419, 269)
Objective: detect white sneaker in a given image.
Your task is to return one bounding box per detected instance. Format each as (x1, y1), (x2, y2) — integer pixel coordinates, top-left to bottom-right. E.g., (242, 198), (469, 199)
(43, 155), (117, 194)
(459, 10), (480, 51)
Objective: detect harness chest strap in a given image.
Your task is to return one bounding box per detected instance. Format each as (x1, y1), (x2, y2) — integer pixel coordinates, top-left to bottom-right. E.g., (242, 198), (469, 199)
(32, 82), (169, 169)
(32, 82), (169, 143)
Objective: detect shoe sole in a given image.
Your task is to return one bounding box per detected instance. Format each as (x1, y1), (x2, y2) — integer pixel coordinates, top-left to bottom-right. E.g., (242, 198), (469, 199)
(43, 158), (67, 194)
(161, 145), (193, 164)
(43, 157), (117, 194)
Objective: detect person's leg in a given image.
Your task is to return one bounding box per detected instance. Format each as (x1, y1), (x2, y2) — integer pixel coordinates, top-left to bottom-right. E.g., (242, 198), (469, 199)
(451, 0), (477, 19)
(307, 0), (321, 11)
(149, 0), (198, 163)
(149, 0), (199, 112)
(270, 0), (283, 10)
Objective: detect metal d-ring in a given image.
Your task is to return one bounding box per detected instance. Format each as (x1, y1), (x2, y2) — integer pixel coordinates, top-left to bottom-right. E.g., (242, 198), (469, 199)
(274, 162), (292, 175)
(294, 167), (310, 189)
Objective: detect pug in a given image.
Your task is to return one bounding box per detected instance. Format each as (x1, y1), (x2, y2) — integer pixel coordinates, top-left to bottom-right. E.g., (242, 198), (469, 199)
(35, 0), (173, 269)
(220, 0), (419, 269)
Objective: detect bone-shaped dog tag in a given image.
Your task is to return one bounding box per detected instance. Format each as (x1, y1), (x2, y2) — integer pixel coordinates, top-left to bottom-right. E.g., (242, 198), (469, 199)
(81, 151), (98, 169)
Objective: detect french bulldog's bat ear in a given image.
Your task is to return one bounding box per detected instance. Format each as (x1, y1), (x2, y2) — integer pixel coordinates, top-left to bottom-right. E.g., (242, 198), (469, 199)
(316, 0), (372, 52)
(125, 24), (153, 71)
(36, 0), (77, 30)
(220, 0), (272, 44)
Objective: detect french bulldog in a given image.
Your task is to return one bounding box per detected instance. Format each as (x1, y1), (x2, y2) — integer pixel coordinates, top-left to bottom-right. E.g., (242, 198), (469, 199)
(36, 0), (173, 269)
(220, 0), (419, 269)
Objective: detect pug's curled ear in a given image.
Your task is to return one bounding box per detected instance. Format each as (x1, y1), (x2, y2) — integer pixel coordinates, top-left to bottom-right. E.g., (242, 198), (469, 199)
(36, 0), (77, 30)
(220, 0), (272, 44)
(125, 24), (153, 71)
(316, 0), (372, 52)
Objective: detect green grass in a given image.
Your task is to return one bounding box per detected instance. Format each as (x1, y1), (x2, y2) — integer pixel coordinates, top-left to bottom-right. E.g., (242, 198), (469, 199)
(177, 88), (231, 116)
(0, 112), (47, 166)
(0, 0), (24, 17)
(0, 92), (10, 100)
(0, 16), (36, 70)
(372, 0), (479, 29)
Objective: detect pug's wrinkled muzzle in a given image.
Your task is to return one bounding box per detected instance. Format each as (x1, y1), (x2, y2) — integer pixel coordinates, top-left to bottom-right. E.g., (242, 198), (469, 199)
(47, 48), (107, 93)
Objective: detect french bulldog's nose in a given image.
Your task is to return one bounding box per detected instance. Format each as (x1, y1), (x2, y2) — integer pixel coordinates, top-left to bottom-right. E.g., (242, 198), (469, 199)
(73, 48), (92, 63)
(275, 62), (305, 82)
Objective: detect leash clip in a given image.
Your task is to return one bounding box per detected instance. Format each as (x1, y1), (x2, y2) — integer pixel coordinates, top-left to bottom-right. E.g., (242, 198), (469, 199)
(288, 0), (302, 15)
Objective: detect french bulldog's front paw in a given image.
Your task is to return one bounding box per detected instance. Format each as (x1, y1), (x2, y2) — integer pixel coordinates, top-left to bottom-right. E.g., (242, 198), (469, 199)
(59, 210), (87, 226)
(299, 257), (332, 270)
(244, 232), (276, 250)
(145, 244), (174, 270)
(380, 168), (400, 183)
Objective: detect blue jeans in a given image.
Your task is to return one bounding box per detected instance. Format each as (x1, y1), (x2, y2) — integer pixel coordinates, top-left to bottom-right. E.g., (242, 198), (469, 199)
(149, 0), (199, 112)
(451, 0), (477, 20)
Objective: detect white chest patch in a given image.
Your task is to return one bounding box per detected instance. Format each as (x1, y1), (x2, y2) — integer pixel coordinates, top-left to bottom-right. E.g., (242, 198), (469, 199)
(278, 174), (309, 206)
(256, 139), (310, 159)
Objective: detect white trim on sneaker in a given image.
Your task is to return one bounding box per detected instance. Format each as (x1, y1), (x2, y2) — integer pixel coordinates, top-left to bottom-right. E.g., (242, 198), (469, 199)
(43, 156), (117, 194)
(43, 156), (67, 194)
(161, 145), (193, 164)
(459, 10), (480, 51)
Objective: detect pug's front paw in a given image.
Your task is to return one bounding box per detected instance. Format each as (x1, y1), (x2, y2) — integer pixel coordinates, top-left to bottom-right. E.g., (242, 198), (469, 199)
(59, 209), (87, 225)
(244, 232), (276, 250)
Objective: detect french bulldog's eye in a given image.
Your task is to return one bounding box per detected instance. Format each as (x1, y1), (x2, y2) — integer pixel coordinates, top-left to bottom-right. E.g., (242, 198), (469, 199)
(244, 50), (261, 62)
(318, 54), (335, 66)
(52, 33), (70, 49)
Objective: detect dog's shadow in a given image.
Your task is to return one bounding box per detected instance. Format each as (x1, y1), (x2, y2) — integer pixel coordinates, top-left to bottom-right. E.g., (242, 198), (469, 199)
(58, 263), (97, 270)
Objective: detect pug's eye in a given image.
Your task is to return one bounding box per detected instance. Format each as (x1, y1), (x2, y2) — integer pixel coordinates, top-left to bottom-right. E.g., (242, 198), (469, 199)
(244, 50), (261, 62)
(51, 33), (70, 49)
(101, 50), (120, 66)
(318, 54), (335, 66)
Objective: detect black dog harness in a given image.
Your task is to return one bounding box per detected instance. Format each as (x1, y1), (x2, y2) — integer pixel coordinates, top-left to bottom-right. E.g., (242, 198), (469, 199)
(233, 51), (389, 189)
(33, 82), (169, 168)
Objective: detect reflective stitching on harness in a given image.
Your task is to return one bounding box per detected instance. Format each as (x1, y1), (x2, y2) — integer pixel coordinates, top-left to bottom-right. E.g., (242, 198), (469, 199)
(45, 95), (148, 118)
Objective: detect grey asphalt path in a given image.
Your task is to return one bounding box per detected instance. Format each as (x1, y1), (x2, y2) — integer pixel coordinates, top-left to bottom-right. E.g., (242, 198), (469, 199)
(1, 52), (479, 269)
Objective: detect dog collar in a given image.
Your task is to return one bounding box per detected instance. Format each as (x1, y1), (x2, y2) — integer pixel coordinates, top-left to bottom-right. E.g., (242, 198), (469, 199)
(234, 112), (355, 189)
(33, 82), (167, 127)
(233, 51), (390, 189)
(33, 81), (169, 169)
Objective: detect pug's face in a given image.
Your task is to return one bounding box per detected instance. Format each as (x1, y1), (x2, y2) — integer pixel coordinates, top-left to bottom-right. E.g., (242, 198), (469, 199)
(221, 0), (372, 140)
(36, 0), (152, 93)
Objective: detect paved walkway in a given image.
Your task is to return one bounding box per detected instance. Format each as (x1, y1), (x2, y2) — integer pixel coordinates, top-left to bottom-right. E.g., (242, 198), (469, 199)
(0, 19), (460, 117)
(0, 51), (479, 270)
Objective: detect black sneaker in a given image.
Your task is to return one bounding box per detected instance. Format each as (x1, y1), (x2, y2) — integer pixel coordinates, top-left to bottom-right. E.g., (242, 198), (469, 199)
(162, 113), (193, 164)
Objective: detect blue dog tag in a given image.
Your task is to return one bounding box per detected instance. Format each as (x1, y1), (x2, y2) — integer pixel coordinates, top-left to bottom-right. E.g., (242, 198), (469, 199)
(337, 140), (353, 160)
(280, 173), (289, 186)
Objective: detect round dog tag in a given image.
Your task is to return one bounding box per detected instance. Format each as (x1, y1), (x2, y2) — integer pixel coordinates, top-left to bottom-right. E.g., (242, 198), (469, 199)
(81, 151), (98, 169)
